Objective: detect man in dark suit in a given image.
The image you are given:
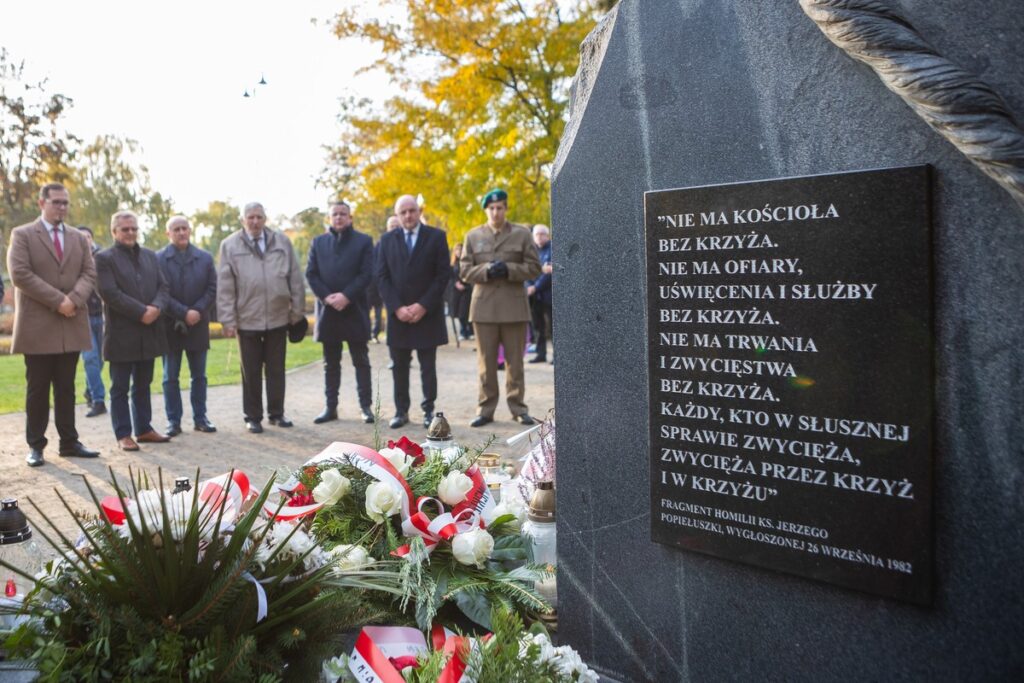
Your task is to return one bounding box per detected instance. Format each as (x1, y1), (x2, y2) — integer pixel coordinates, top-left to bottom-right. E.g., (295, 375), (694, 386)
(157, 216), (217, 436)
(96, 211), (172, 451)
(306, 201), (375, 424)
(7, 182), (100, 466)
(375, 194), (450, 429)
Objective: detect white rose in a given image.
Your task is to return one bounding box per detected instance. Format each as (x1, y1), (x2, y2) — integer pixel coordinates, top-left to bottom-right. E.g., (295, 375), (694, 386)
(330, 544), (375, 572)
(365, 481), (402, 522)
(378, 447), (414, 476)
(451, 527), (494, 567)
(313, 469), (351, 506)
(493, 498), (527, 531)
(437, 471), (474, 506)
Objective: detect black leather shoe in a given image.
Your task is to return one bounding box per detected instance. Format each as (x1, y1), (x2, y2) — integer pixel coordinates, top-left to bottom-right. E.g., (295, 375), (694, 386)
(513, 413), (536, 426)
(423, 412), (434, 429)
(59, 443), (100, 458)
(194, 419), (217, 433)
(85, 401), (107, 417)
(313, 409), (338, 424)
(26, 448), (44, 467)
(245, 420), (264, 434)
(470, 415), (494, 428)
(360, 408), (375, 424)
(389, 414), (409, 429)
(268, 416), (293, 428)
(528, 357), (547, 364)
(165, 423), (182, 437)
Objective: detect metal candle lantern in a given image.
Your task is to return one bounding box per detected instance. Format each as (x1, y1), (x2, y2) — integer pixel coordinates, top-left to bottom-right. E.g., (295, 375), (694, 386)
(0, 498), (39, 629)
(523, 481), (557, 608)
(422, 413), (462, 464)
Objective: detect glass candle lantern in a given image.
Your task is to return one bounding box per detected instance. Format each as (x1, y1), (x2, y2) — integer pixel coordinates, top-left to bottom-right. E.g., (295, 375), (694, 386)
(0, 498), (40, 630)
(477, 453), (512, 503)
(522, 481), (557, 608)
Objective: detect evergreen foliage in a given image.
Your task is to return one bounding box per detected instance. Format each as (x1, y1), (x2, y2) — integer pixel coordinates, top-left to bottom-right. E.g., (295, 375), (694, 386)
(0, 468), (398, 682)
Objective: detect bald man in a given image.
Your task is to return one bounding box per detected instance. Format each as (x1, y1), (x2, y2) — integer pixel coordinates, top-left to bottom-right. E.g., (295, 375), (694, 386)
(374, 195), (450, 429)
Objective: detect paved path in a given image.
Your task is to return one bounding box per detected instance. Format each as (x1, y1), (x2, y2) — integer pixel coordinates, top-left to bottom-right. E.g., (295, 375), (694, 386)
(0, 339), (553, 544)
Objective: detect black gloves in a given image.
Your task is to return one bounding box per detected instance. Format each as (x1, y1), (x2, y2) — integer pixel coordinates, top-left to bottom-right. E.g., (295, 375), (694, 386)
(487, 260), (509, 280)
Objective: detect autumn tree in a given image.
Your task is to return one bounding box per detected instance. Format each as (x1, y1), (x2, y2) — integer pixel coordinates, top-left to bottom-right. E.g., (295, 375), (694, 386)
(0, 49), (77, 246)
(191, 199), (241, 256)
(321, 0), (599, 243)
(68, 135), (169, 246)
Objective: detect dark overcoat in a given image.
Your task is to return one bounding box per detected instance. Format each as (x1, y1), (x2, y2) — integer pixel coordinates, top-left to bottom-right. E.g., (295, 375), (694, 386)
(306, 227), (374, 344)
(157, 243), (216, 352)
(526, 241), (552, 305)
(96, 243), (170, 363)
(375, 223), (450, 350)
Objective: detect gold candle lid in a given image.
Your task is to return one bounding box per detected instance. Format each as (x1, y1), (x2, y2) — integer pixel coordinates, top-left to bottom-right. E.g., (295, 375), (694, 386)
(477, 453), (500, 468)
(528, 481), (556, 522)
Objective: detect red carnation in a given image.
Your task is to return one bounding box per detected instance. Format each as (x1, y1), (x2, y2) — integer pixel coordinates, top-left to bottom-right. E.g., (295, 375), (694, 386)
(388, 436), (425, 465)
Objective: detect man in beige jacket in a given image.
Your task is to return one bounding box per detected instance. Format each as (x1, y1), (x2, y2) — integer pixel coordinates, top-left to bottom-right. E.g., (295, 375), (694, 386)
(7, 182), (100, 466)
(460, 188), (541, 427)
(216, 202), (305, 433)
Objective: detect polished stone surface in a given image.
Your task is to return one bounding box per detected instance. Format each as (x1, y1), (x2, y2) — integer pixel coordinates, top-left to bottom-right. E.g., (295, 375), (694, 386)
(552, 1), (1024, 680)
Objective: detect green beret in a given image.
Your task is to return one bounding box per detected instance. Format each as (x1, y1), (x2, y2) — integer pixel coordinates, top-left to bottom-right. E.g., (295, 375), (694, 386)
(481, 188), (508, 209)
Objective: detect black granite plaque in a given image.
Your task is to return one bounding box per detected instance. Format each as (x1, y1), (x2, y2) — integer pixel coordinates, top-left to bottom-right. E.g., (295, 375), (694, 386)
(645, 166), (933, 605)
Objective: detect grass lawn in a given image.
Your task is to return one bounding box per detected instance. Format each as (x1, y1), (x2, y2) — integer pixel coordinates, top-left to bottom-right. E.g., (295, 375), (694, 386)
(0, 336), (323, 415)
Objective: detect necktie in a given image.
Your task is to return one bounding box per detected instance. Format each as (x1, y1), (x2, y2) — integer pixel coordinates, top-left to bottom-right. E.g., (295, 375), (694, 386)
(255, 237), (263, 256)
(52, 226), (63, 261)
(405, 230), (414, 253)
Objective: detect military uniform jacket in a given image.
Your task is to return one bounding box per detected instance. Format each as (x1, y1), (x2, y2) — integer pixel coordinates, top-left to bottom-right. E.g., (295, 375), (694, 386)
(306, 226), (373, 344)
(460, 222), (541, 323)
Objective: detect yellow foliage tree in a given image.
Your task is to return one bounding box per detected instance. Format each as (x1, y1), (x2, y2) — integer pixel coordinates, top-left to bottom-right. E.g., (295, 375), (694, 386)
(320, 0), (600, 244)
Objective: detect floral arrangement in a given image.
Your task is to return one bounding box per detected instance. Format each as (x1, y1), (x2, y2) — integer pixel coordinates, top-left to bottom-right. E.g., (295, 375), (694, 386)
(0, 468), (402, 682)
(322, 606), (598, 682)
(270, 439), (551, 630)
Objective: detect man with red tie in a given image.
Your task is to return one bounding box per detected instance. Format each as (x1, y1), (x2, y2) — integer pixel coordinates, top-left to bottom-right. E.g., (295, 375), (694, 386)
(7, 183), (101, 466)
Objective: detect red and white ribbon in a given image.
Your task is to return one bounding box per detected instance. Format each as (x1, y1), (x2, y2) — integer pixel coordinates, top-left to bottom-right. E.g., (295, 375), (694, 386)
(451, 465), (497, 526)
(266, 440), (385, 520)
(101, 470), (251, 526)
(347, 626), (428, 683)
(394, 499), (479, 558)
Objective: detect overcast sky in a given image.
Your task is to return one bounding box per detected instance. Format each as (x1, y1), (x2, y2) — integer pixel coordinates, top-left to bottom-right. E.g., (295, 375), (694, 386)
(1, 0), (395, 218)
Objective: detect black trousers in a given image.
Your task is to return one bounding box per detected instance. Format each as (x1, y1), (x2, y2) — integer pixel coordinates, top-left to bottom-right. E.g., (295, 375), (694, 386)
(322, 340), (372, 409)
(390, 346), (437, 416)
(238, 327), (287, 422)
(531, 299), (553, 359)
(24, 352), (80, 450)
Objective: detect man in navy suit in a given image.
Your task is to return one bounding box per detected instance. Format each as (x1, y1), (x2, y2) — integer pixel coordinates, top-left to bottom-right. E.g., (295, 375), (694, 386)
(306, 201), (375, 424)
(375, 195), (450, 429)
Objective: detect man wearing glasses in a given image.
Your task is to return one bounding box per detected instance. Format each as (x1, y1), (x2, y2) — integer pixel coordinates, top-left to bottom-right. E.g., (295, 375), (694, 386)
(7, 183), (101, 466)
(95, 211), (172, 451)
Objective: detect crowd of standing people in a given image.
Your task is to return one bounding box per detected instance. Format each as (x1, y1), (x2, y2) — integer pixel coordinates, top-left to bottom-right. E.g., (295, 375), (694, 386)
(7, 182), (554, 467)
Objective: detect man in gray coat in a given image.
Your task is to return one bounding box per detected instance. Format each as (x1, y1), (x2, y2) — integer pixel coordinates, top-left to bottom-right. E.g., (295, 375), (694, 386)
(217, 202), (305, 433)
(7, 182), (100, 466)
(158, 216), (217, 436)
(96, 211), (172, 451)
